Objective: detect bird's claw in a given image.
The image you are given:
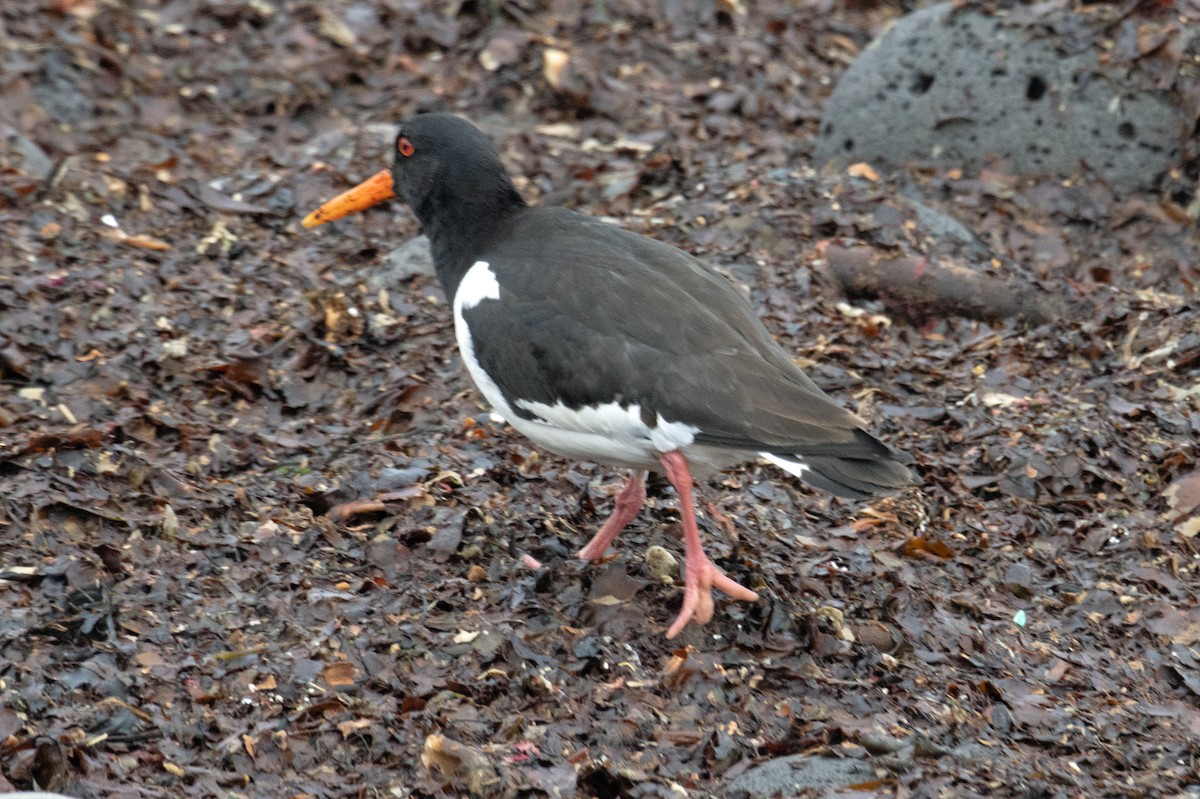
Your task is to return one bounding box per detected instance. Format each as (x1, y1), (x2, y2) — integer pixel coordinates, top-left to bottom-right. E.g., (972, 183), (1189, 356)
(666, 555), (759, 639)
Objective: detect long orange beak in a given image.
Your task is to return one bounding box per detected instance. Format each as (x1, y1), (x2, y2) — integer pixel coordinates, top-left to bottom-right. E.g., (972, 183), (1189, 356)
(301, 169), (397, 228)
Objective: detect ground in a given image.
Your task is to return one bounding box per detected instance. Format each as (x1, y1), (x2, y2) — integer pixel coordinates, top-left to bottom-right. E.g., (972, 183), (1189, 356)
(1, 1), (1199, 798)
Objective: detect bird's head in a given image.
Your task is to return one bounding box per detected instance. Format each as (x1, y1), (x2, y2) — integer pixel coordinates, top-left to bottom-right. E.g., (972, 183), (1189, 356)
(302, 113), (521, 230)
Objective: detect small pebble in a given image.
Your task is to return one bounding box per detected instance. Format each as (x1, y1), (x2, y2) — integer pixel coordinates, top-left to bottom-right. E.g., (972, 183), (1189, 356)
(644, 545), (677, 581)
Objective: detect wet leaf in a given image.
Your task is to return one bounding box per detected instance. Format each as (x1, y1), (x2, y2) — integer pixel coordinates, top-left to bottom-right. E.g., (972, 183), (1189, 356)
(900, 537), (954, 559)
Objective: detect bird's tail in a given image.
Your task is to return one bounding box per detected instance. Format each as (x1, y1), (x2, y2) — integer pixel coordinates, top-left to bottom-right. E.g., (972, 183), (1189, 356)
(760, 429), (914, 500)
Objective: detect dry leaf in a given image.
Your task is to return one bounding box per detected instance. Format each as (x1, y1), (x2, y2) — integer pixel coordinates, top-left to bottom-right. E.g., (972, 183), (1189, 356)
(134, 651), (166, 668)
(337, 718), (372, 738)
(95, 450), (119, 474)
(101, 227), (171, 250)
(1164, 471), (1200, 537)
(321, 661), (360, 687)
(1165, 471), (1200, 517)
(543, 48), (570, 89)
(317, 8), (356, 48)
(846, 162), (880, 181)
(161, 504), (179, 539)
(422, 734), (500, 795)
(900, 537), (954, 559)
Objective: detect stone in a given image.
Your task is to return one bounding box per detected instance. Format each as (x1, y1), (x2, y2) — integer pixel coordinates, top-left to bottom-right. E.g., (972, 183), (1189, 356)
(725, 755), (878, 798)
(374, 234), (435, 289)
(815, 3), (1196, 192)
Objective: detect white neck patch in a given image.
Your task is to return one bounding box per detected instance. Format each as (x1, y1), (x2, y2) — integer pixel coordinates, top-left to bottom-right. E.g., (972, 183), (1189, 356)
(456, 260), (501, 310)
(452, 260), (518, 424)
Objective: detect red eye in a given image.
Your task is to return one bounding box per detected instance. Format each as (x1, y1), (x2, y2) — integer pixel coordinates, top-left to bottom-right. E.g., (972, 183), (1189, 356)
(398, 137), (415, 157)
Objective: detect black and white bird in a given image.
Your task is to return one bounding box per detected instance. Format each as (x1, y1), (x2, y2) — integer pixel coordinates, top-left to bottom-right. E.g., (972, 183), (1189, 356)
(303, 113), (914, 638)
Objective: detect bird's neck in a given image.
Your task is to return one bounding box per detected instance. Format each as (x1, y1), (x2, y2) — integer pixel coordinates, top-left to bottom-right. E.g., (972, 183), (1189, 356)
(415, 181), (526, 299)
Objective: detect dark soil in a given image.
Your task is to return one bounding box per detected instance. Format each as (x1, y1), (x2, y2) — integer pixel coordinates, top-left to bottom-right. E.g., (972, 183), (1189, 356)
(2, 1), (1198, 797)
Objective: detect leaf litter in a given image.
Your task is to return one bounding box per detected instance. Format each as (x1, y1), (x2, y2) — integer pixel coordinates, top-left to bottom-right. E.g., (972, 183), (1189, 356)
(1, 1), (1198, 797)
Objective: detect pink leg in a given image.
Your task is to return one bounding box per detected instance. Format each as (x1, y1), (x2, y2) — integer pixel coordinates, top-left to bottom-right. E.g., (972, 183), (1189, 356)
(658, 451), (760, 639)
(577, 472), (647, 562)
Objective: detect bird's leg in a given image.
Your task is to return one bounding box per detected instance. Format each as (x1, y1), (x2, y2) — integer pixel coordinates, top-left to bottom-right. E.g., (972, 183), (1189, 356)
(658, 450), (759, 639)
(577, 471), (647, 562)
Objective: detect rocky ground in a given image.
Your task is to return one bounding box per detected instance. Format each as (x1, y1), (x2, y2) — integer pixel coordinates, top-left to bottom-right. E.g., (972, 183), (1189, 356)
(1, 1), (1198, 797)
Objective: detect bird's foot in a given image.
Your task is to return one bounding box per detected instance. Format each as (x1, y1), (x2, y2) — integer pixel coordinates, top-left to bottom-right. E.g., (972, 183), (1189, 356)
(576, 472), (646, 562)
(666, 553), (759, 639)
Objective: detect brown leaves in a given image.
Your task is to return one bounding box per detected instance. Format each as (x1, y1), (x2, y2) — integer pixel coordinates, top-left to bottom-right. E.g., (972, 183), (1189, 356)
(1146, 605), (1200, 646)
(0, 1), (1197, 798)
(320, 661), (360, 687)
(25, 427), (106, 452)
(335, 718), (371, 738)
(311, 290), (365, 344)
(422, 734), (500, 796)
(900, 536), (954, 560)
(1164, 471), (1200, 538)
(99, 226), (171, 251)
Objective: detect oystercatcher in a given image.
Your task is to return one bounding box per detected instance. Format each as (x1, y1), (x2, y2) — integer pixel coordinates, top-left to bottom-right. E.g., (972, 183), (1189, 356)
(304, 114), (914, 638)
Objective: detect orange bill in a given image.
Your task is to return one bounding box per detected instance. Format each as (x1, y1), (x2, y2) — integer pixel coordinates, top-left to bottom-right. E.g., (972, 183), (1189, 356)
(302, 169), (397, 228)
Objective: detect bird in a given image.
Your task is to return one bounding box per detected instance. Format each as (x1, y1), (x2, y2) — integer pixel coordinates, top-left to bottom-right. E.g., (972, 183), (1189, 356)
(303, 113), (914, 638)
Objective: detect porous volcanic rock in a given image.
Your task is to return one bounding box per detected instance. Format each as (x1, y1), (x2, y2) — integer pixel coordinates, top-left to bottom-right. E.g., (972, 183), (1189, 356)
(815, 2), (1199, 192)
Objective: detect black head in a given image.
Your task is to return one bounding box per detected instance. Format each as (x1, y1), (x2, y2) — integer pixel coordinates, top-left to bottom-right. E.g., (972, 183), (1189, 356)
(389, 114), (526, 225)
(302, 113), (528, 291)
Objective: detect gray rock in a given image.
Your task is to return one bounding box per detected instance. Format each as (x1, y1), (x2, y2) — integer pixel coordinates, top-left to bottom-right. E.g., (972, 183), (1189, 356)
(372, 235), (435, 290)
(1004, 561), (1035, 598)
(900, 197), (980, 250)
(725, 755), (877, 798)
(1, 126), (53, 181)
(33, 50), (95, 124)
(299, 122), (396, 166)
(815, 3), (1195, 191)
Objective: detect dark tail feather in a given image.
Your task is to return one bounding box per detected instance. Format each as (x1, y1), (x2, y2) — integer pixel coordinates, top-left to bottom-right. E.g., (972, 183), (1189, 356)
(760, 429), (915, 500)
(801, 454), (913, 499)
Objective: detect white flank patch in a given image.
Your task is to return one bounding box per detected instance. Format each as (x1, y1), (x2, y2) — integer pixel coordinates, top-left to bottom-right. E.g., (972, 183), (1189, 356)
(648, 412), (701, 452)
(761, 452), (809, 479)
(513, 400), (699, 467)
